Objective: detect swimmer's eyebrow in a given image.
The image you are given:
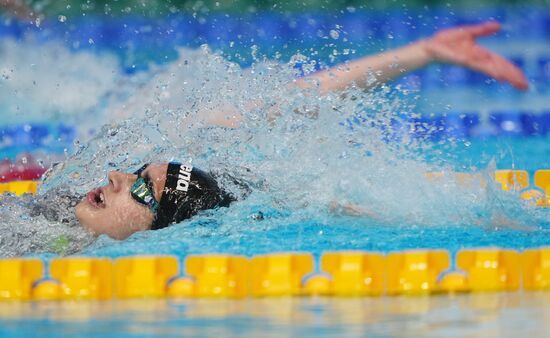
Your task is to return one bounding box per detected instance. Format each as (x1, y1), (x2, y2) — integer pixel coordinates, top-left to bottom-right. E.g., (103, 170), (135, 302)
(135, 164), (151, 179)
(133, 164), (149, 177)
(140, 167), (162, 201)
(139, 167), (153, 187)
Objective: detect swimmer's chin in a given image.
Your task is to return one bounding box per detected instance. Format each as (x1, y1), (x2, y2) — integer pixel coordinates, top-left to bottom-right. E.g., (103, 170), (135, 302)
(74, 198), (153, 241)
(74, 199), (98, 236)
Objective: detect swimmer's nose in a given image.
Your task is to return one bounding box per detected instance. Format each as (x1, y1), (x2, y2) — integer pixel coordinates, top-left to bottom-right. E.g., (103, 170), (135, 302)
(108, 171), (135, 193)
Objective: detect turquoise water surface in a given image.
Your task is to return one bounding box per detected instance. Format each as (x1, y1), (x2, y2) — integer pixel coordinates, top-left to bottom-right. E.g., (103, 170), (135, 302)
(0, 7), (549, 337)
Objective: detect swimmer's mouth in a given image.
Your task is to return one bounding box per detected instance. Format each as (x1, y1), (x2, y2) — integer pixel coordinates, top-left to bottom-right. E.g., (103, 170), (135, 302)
(87, 188), (106, 208)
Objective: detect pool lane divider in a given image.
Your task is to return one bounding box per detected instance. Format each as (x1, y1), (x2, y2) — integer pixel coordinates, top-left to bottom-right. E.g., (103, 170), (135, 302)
(0, 248), (549, 301)
(424, 169), (550, 207)
(0, 180), (38, 196)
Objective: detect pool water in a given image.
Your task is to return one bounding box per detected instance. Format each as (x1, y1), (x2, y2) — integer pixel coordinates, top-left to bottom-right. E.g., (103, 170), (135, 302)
(81, 208), (550, 259)
(1, 6), (550, 337)
(76, 134), (550, 259)
(1, 293), (548, 337)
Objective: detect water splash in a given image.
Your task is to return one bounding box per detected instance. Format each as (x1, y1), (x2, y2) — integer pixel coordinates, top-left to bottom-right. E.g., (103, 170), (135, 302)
(0, 193), (94, 257)
(1, 44), (548, 257)
(0, 36), (122, 124)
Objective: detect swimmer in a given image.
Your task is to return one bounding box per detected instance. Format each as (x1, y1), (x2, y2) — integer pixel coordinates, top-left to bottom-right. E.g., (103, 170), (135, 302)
(75, 162), (236, 240)
(74, 21), (528, 239)
(297, 20), (528, 93)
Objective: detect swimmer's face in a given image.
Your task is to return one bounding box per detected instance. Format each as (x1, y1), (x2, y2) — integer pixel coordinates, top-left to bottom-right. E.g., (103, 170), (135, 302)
(75, 163), (168, 240)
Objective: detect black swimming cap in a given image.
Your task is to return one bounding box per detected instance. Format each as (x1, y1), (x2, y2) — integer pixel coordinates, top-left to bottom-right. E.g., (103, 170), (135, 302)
(151, 162), (235, 230)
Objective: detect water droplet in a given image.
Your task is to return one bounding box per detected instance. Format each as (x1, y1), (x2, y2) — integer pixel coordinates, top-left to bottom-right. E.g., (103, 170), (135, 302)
(329, 30), (340, 39)
(58, 15), (67, 23)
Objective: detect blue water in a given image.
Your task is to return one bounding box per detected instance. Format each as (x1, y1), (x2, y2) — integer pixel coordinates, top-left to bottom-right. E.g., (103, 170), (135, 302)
(0, 7), (550, 338)
(1, 294), (549, 337)
(3, 7), (550, 158)
(1, 19), (548, 259)
(83, 217), (550, 259)
(64, 131), (547, 259)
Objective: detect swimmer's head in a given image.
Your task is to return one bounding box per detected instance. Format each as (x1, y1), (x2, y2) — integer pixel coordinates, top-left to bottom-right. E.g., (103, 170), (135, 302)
(75, 162), (233, 240)
(151, 162), (234, 230)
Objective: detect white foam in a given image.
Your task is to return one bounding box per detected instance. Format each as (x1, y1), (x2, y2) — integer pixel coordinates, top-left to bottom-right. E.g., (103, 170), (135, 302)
(0, 36), (122, 123)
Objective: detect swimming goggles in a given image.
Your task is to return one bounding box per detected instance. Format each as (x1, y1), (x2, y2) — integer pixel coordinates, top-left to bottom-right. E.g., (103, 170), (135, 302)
(130, 164), (159, 214)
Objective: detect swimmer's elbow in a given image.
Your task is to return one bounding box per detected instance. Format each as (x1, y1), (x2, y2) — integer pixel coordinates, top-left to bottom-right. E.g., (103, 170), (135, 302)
(329, 201), (368, 217)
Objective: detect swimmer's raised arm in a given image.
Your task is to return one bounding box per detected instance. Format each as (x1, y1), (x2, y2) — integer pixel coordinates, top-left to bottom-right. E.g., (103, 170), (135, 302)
(296, 21), (528, 94)
(193, 21), (528, 128)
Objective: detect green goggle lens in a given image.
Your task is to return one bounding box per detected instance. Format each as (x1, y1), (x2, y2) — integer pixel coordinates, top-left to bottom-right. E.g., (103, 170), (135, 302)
(130, 177), (159, 213)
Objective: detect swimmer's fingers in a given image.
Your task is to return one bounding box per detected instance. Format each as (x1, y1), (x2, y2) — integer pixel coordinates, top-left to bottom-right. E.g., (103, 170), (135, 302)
(490, 53), (529, 90)
(427, 21), (529, 90)
(466, 46), (529, 90)
(458, 21), (528, 89)
(462, 21), (501, 38)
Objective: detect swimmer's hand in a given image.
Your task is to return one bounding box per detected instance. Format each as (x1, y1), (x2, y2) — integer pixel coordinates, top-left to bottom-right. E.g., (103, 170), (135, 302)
(424, 21), (528, 90)
(329, 200), (380, 218)
(298, 21), (528, 94)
